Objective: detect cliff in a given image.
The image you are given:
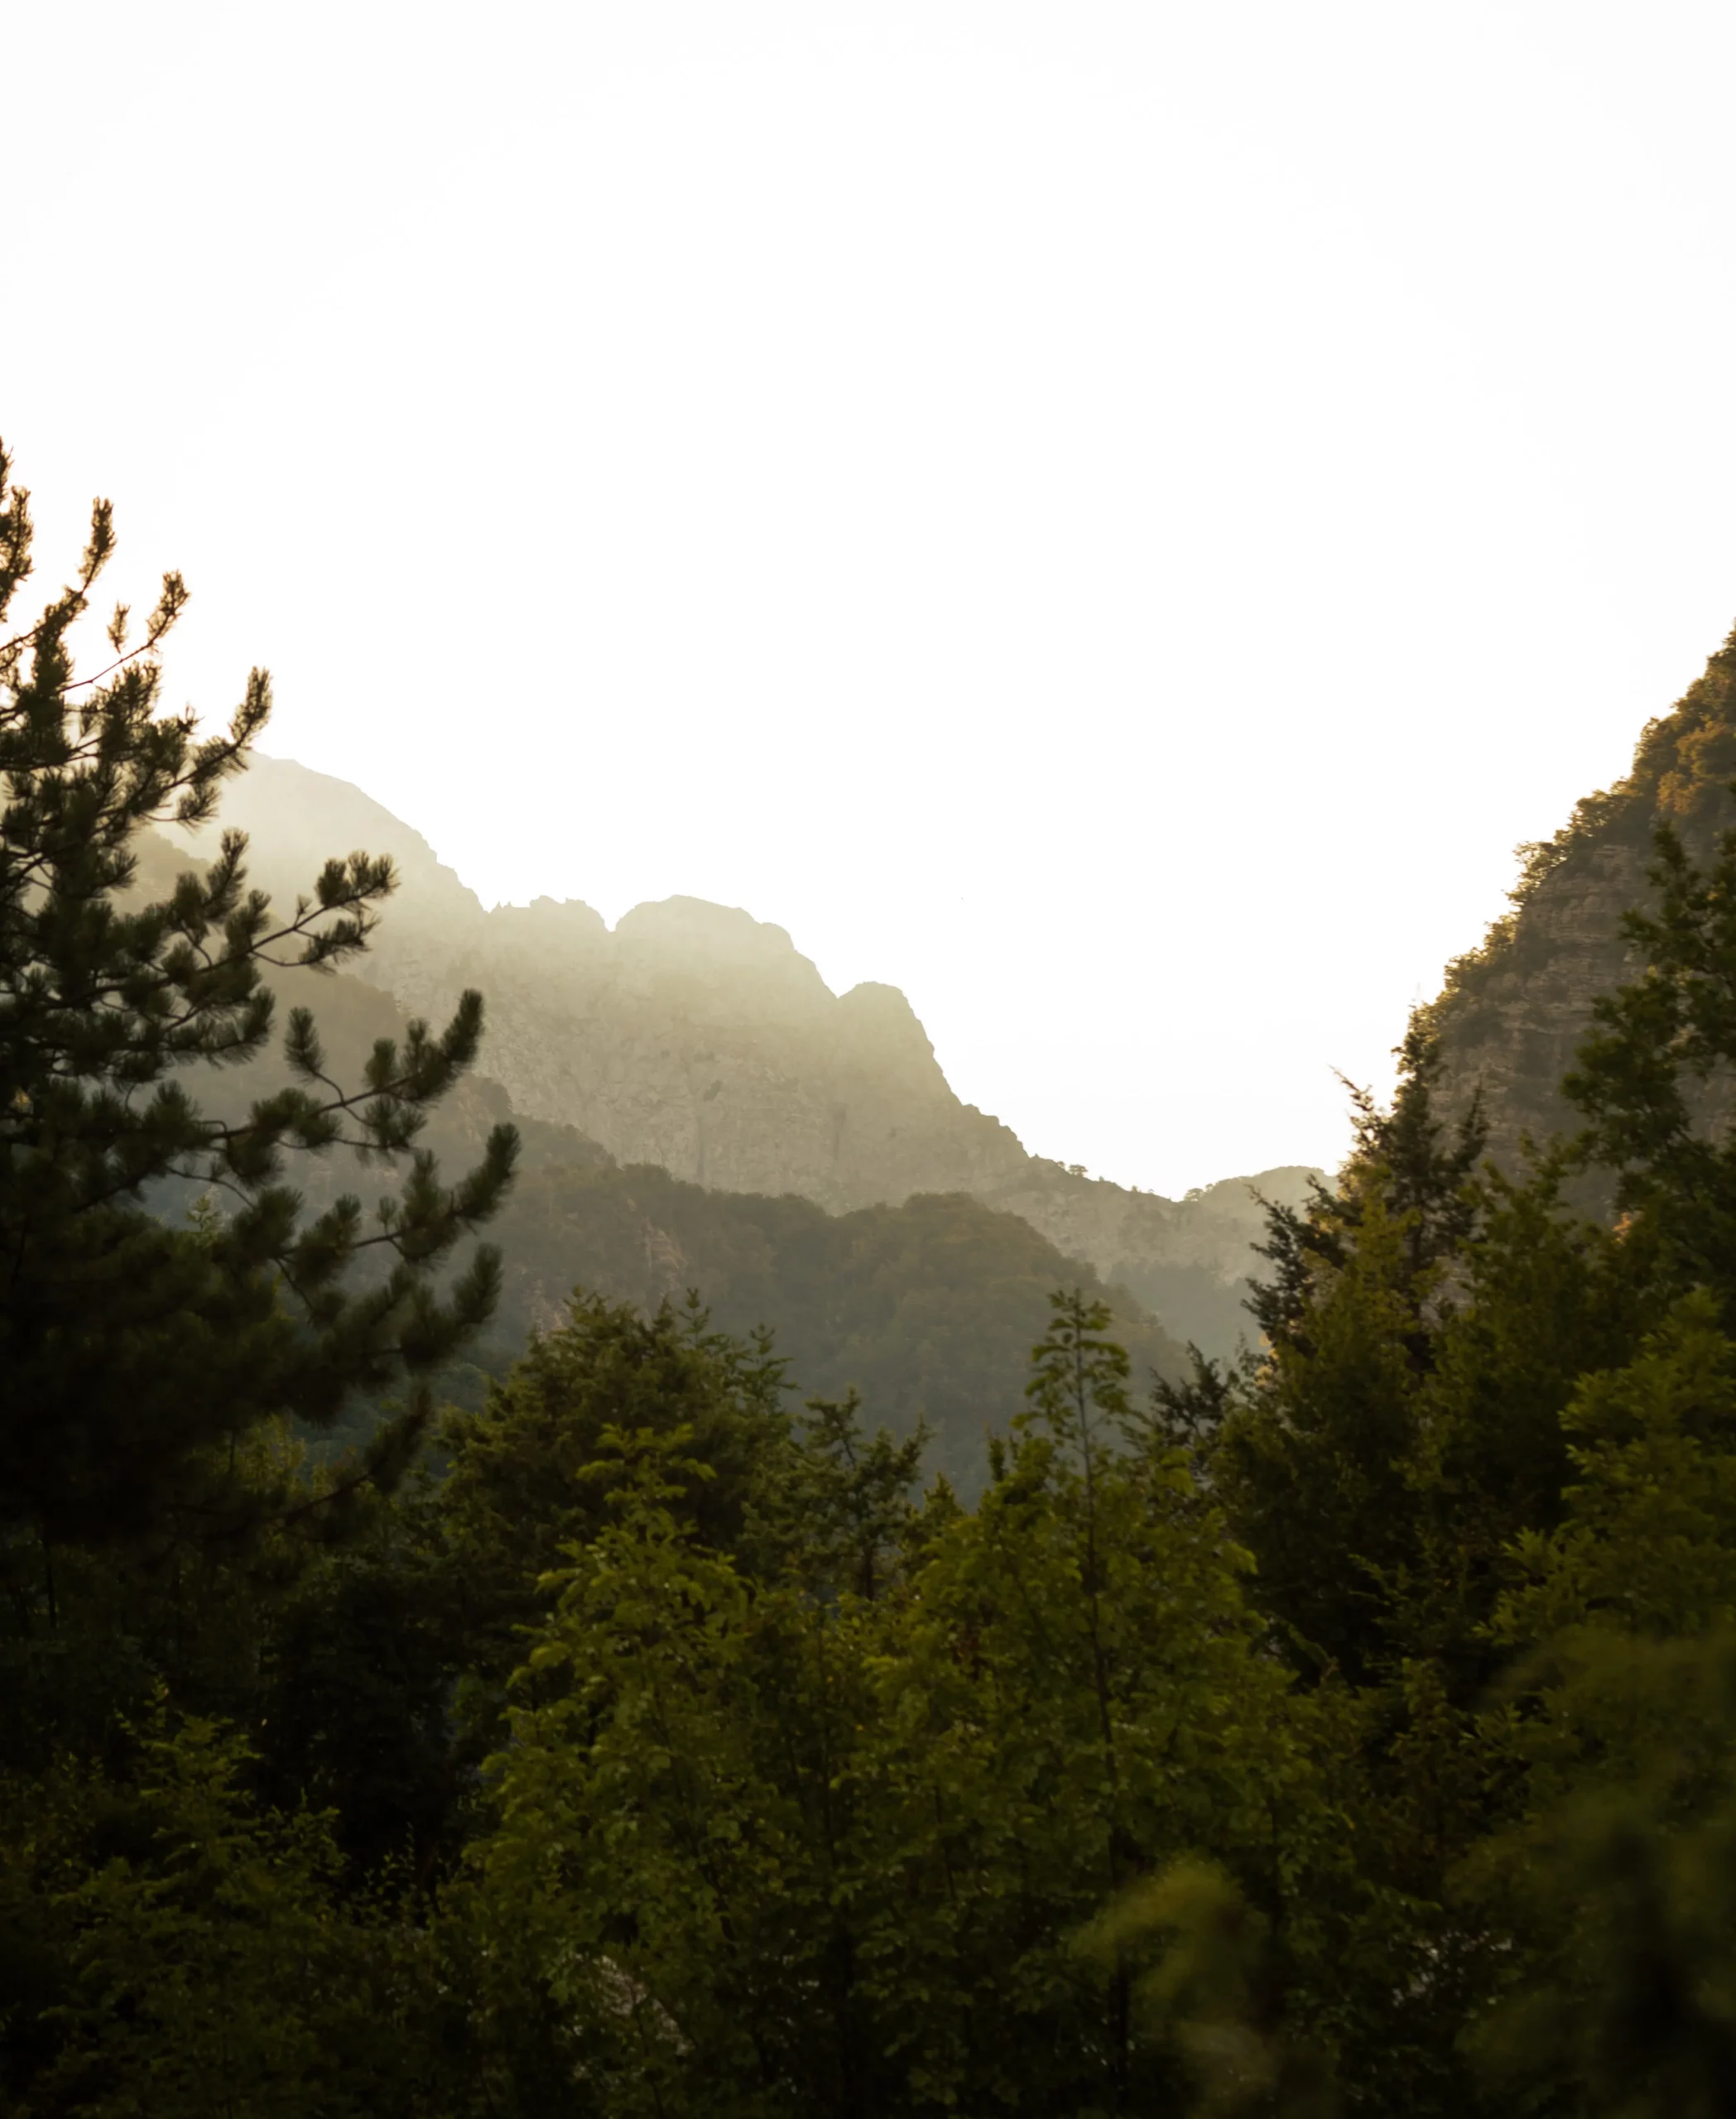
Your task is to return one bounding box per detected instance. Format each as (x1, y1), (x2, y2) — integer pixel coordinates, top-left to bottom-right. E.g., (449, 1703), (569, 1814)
(1424, 622), (1736, 1167)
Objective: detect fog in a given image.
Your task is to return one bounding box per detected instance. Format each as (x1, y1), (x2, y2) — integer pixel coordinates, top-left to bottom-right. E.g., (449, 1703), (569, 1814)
(9, 1), (1736, 1191)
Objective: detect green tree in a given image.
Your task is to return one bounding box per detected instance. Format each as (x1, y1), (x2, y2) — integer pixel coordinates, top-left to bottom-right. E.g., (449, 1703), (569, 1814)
(0, 1704), (443, 2117)
(1463, 1305), (1736, 2116)
(465, 1295), (1325, 2117)
(0, 444), (517, 1579)
(1212, 797), (1736, 2115)
(1244, 1025), (1486, 1364)
(1200, 1030), (1499, 1689)
(1565, 797), (1736, 1308)
(1444, 800), (1736, 2117)
(472, 1424), (846, 2119)
(431, 1292), (791, 1718)
(1197, 1039), (1615, 2114)
(850, 1295), (1317, 2114)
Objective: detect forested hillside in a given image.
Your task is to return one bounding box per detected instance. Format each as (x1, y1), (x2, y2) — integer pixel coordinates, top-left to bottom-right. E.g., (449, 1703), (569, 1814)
(485, 1168), (1184, 1495)
(17, 454), (1736, 2116)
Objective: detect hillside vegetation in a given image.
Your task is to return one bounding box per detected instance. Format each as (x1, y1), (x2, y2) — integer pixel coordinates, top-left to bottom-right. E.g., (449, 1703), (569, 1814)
(487, 1162), (1183, 1494)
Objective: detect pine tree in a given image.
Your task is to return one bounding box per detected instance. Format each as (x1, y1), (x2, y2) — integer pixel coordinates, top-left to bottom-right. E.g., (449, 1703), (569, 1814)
(1245, 1021), (1486, 1362)
(1210, 1026), (1488, 1684)
(0, 443), (517, 1562)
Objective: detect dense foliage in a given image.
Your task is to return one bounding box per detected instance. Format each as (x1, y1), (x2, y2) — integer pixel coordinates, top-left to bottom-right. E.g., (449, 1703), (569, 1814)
(13, 449), (1736, 2115)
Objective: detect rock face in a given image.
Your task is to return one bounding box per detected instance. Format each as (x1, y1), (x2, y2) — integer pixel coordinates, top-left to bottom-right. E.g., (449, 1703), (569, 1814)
(1426, 624), (1736, 1165)
(188, 756), (1315, 1351)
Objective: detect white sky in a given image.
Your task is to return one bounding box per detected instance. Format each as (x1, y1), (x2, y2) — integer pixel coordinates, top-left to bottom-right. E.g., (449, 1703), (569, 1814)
(8, 1), (1736, 1194)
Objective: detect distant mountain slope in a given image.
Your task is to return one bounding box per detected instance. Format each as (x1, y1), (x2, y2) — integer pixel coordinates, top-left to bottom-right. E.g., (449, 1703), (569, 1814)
(483, 1164), (1185, 1497)
(128, 824), (1183, 1488)
(180, 755), (1310, 1353)
(1424, 623), (1736, 1166)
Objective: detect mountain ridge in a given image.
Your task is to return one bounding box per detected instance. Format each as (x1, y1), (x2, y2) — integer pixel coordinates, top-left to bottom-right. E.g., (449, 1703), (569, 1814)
(181, 754), (1311, 1354)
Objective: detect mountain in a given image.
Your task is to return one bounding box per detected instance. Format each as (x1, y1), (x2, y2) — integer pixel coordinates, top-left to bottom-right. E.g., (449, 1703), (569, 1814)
(126, 827), (1184, 1492)
(182, 754), (1310, 1355)
(1425, 623), (1736, 1165)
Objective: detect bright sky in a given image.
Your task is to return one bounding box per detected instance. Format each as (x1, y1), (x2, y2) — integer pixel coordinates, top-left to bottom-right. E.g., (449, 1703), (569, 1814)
(10, 2), (1736, 1194)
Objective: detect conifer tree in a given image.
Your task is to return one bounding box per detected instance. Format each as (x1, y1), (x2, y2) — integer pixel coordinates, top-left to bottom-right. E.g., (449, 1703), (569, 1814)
(1565, 797), (1736, 1307)
(1208, 1027), (1488, 1682)
(0, 443), (517, 1559)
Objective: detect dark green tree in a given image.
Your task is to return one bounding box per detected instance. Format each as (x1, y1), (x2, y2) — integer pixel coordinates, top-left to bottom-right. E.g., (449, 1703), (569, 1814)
(1214, 1026), (1488, 1686)
(1464, 1300), (1736, 2117)
(1245, 1022), (1486, 1362)
(1197, 1036), (1589, 2116)
(426, 1290), (791, 1768)
(774, 1389), (928, 1602)
(0, 444), (517, 1575)
(0, 1705), (446, 2118)
(1565, 795), (1736, 1308)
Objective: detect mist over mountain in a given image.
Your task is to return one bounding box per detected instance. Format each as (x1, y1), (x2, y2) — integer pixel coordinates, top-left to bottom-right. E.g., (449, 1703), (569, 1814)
(186, 755), (1312, 1359)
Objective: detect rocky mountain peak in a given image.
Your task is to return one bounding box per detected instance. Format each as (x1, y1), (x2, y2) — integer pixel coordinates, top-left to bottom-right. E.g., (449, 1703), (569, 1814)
(187, 752), (1310, 1352)
(488, 896), (611, 960)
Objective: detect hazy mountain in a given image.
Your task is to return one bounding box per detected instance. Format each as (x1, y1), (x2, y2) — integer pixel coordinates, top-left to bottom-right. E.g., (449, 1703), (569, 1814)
(127, 824), (1183, 1489)
(181, 754), (1310, 1355)
(1425, 625), (1736, 1165)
